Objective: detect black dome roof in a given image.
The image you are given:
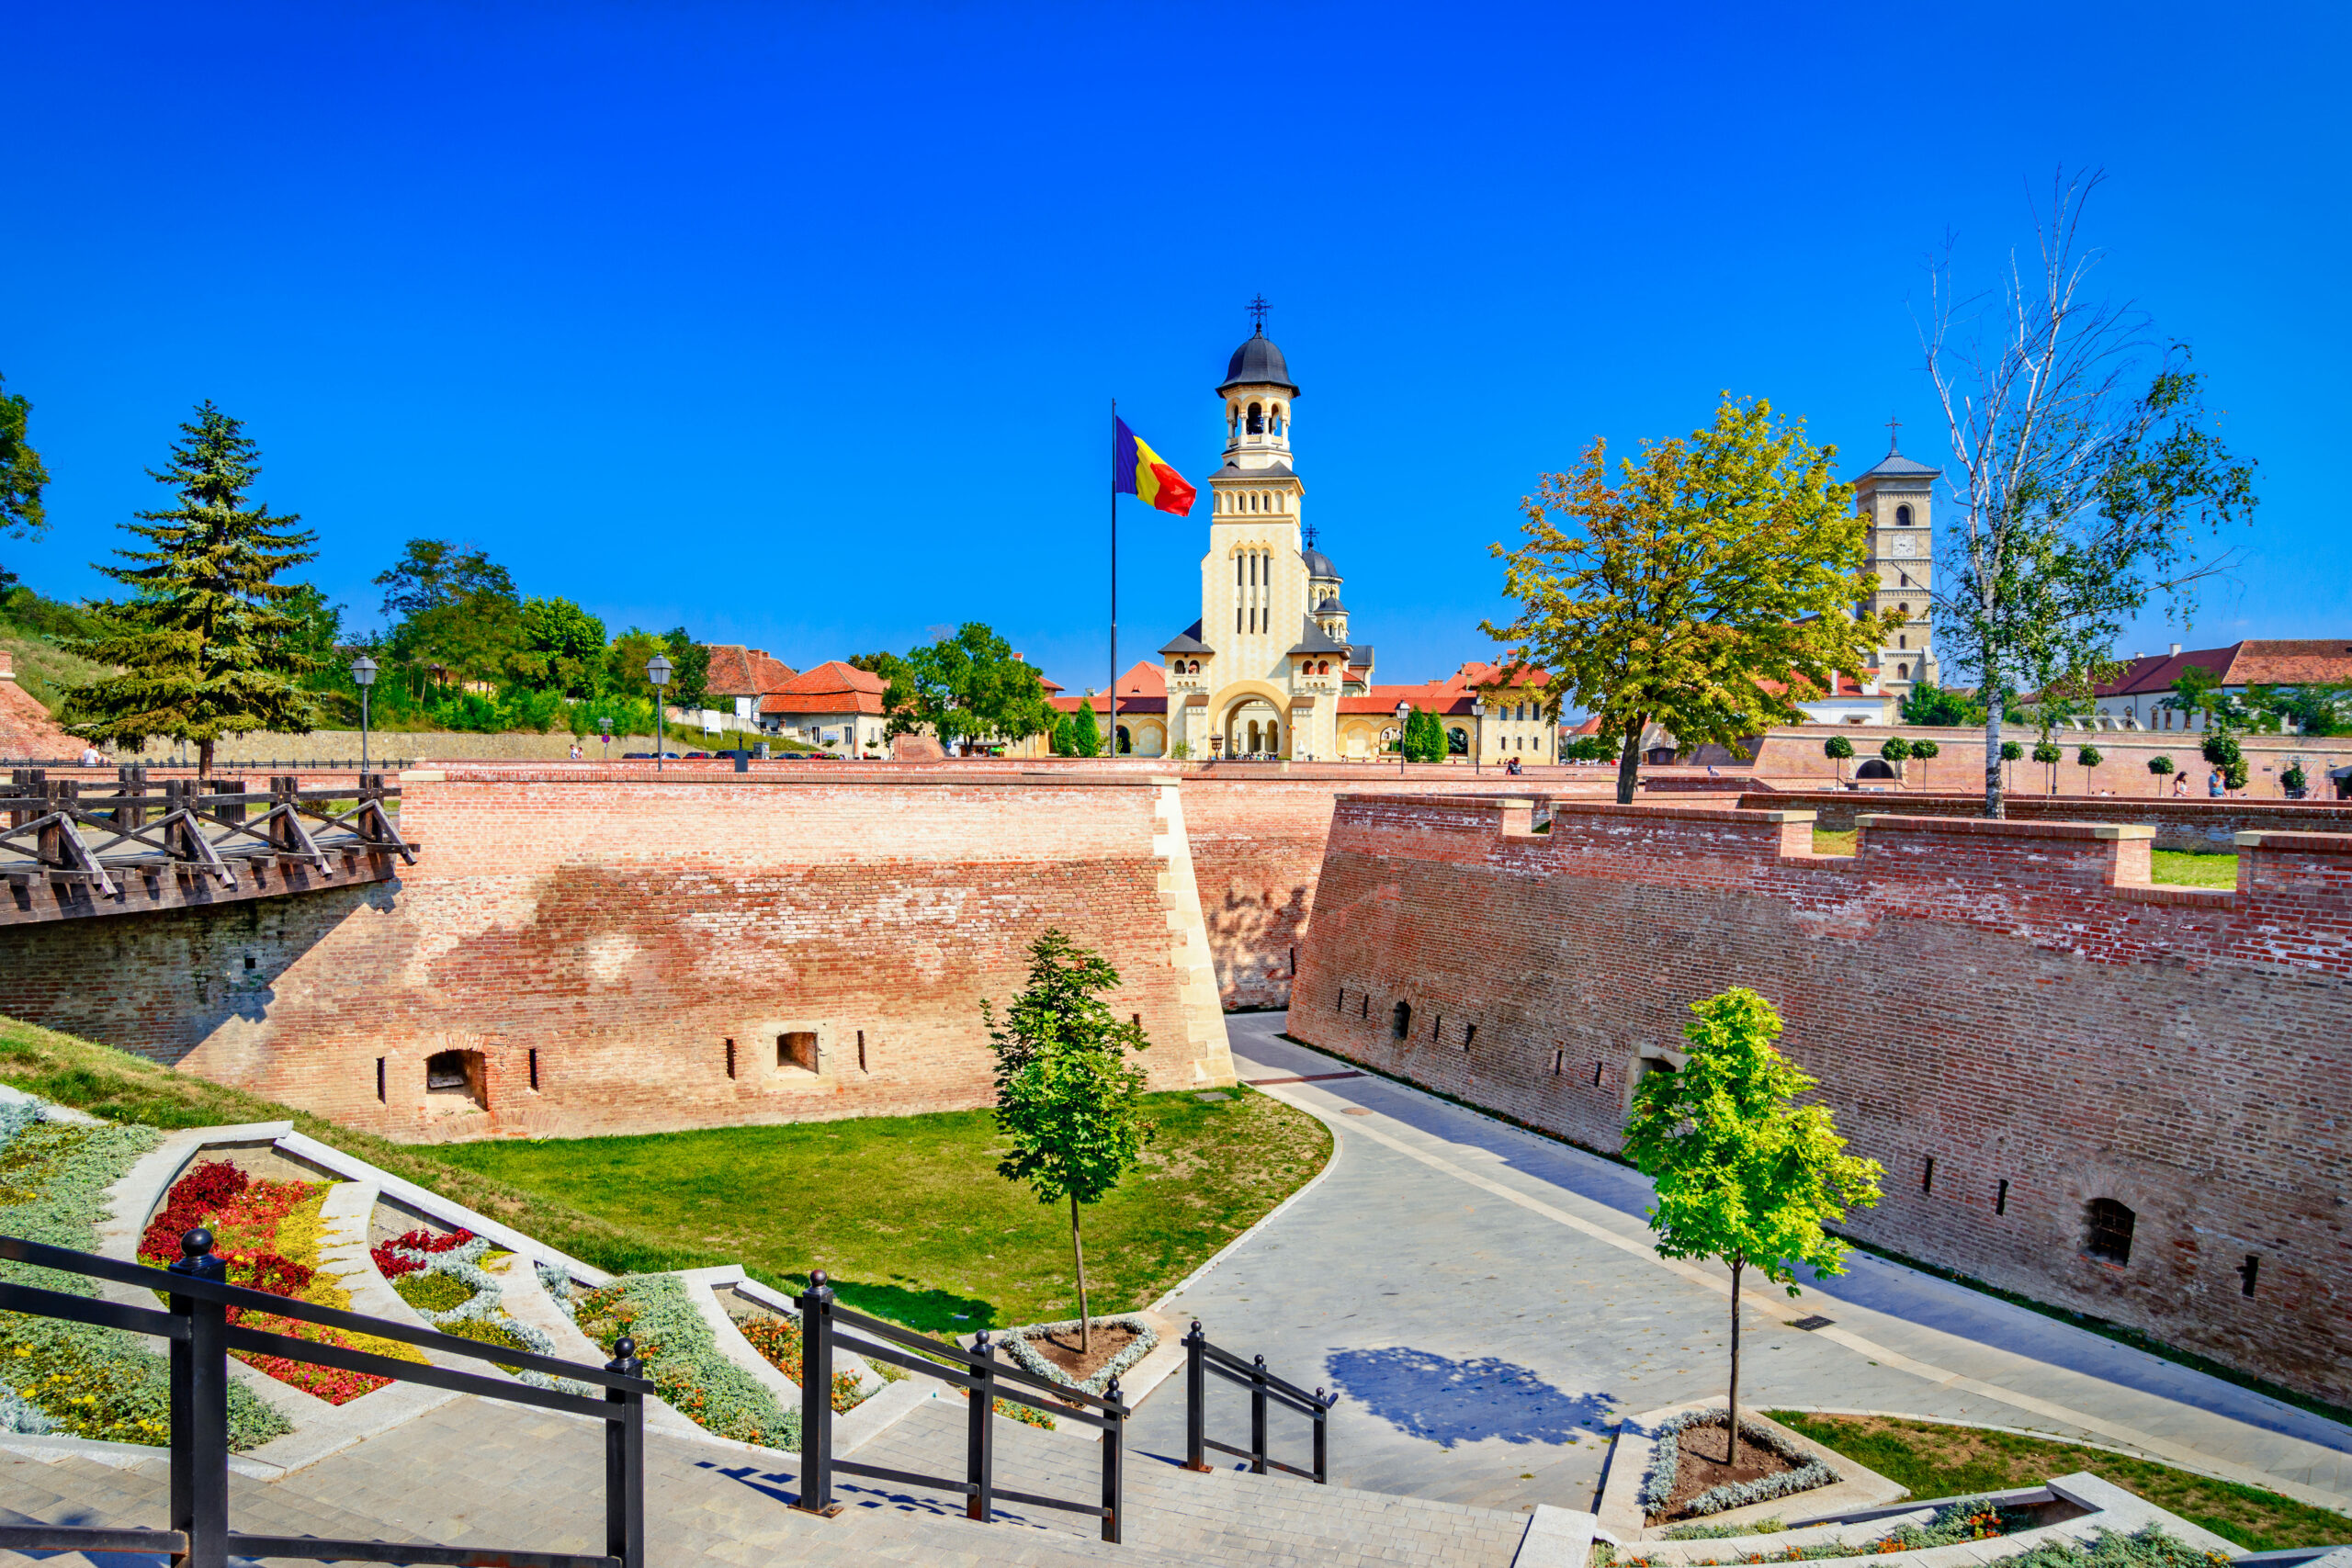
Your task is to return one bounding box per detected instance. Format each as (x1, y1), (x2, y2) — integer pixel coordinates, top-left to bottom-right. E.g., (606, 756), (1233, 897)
(1219, 328), (1299, 395)
(1303, 547), (1338, 578)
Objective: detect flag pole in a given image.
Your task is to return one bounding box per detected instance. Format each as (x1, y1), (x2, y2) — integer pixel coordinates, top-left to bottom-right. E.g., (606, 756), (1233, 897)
(1109, 396), (1118, 752)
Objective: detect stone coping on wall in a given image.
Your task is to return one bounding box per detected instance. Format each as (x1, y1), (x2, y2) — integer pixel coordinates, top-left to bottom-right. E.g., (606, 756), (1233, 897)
(400, 767), (1182, 787)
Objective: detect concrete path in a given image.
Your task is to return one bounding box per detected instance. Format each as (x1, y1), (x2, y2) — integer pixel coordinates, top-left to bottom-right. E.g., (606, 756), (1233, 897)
(1125, 1012), (2352, 1519)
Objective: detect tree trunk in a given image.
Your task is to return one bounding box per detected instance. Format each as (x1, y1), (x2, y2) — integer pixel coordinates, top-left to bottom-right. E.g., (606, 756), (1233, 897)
(1069, 1191), (1091, 1357)
(1980, 663), (2005, 819)
(198, 737), (214, 784)
(1725, 1255), (1744, 1468)
(1614, 721), (1643, 806)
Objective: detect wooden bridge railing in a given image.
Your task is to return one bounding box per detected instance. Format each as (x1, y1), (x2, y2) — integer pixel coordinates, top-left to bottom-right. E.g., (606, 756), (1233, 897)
(1, 764), (415, 899)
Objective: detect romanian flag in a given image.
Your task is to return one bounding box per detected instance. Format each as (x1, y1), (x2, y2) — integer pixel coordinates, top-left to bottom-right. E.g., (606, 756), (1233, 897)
(1113, 415), (1196, 515)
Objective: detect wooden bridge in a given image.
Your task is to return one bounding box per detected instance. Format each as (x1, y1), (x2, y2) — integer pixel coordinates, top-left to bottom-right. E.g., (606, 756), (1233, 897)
(2, 766), (417, 926)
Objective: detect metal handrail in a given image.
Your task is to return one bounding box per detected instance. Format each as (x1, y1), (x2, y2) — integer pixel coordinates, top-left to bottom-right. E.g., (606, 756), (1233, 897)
(1182, 1320), (1336, 1484)
(0, 1228), (651, 1568)
(792, 1269), (1129, 1543)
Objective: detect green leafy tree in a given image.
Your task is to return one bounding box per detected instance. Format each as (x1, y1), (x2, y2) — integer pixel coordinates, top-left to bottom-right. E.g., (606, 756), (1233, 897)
(2163, 664), (2223, 731)
(1879, 736), (1912, 764)
(2030, 739), (2062, 794)
(2201, 729), (2246, 792)
(1897, 682), (1986, 728)
(377, 538), (524, 690)
(983, 930), (1153, 1354)
(605, 627), (668, 704)
(1908, 737), (1939, 765)
(60, 403), (319, 776)
(2075, 745), (2102, 791)
(662, 627), (710, 708)
(1822, 732), (1853, 783)
(1566, 732), (1614, 762)
(1923, 173), (2257, 820)
(0, 372), (51, 591)
(899, 623), (1055, 751)
(1070, 696), (1102, 757)
(516, 596), (607, 695)
(2147, 753), (2175, 794)
(2282, 761), (2309, 797)
(2001, 739), (2023, 792)
(1622, 988), (1883, 1467)
(1486, 396), (1898, 804)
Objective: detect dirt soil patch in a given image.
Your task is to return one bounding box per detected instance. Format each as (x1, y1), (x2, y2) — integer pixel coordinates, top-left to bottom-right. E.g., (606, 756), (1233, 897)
(1652, 1416), (1810, 1524)
(1020, 1323), (1140, 1385)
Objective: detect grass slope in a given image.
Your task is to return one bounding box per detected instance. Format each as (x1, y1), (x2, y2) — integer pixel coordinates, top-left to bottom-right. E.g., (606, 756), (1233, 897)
(0, 1016), (716, 1279)
(427, 1089), (1331, 1333)
(1770, 1412), (2349, 1551)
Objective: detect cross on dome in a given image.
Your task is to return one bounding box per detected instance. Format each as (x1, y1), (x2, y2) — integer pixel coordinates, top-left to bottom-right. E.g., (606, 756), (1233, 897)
(1248, 294), (1269, 333)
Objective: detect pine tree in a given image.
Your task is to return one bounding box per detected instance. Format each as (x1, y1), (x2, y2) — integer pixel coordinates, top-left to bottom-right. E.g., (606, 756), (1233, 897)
(1071, 695), (1102, 757)
(61, 403), (320, 777)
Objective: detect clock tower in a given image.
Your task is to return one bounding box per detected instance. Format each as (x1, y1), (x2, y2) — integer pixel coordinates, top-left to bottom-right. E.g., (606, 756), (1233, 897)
(1853, 427), (1939, 703)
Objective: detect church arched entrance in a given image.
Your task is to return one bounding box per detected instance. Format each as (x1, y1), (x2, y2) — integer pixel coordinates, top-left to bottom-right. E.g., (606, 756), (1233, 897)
(1225, 699), (1281, 759)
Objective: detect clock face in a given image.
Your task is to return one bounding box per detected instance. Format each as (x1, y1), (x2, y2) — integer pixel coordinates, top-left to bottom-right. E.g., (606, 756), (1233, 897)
(1888, 533), (1917, 558)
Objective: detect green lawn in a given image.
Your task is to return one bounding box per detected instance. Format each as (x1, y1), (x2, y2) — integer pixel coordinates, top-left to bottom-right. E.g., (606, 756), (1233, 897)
(1770, 1412), (2350, 1551)
(425, 1090), (1330, 1333)
(2150, 849), (2237, 888)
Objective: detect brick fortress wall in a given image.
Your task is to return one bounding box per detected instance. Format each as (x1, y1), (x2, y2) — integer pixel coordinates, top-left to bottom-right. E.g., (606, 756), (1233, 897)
(1289, 795), (2352, 1404)
(1745, 791), (2352, 852)
(0, 770), (1233, 1142)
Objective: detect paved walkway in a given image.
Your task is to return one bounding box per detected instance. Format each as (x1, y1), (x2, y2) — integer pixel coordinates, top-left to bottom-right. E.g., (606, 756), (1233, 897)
(1125, 1012), (2352, 1518)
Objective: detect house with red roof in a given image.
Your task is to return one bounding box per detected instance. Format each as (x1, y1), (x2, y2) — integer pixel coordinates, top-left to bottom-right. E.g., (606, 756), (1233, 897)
(760, 660), (891, 755)
(1333, 660), (1558, 763)
(1044, 660), (1170, 755)
(704, 645), (799, 729)
(2090, 639), (2352, 732)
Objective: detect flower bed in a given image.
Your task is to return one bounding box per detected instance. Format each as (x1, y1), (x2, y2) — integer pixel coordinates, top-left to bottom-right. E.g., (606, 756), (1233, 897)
(1643, 1409), (1839, 1521)
(1649, 1499), (2041, 1562)
(370, 1227), (585, 1391)
(1000, 1314), (1156, 1398)
(140, 1159), (420, 1404)
(0, 1106), (289, 1449)
(1615, 1521), (2219, 1568)
(576, 1275), (798, 1450)
(736, 1312), (869, 1415)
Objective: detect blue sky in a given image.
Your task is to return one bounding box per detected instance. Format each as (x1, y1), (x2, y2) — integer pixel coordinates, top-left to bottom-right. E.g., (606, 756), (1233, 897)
(5, 2), (2346, 700)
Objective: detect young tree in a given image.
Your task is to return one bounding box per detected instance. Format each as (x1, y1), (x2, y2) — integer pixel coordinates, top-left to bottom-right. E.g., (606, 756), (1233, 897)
(0, 372), (51, 591)
(1486, 397), (1897, 804)
(983, 930), (1153, 1354)
(2031, 739), (2063, 794)
(1622, 988), (1883, 1467)
(2001, 739), (2023, 793)
(1070, 695), (1102, 757)
(1822, 732), (1854, 784)
(60, 403), (319, 777)
(2201, 729), (2246, 793)
(1921, 171), (2258, 820)
(1879, 735), (1912, 782)
(1048, 711), (1073, 756)
(2147, 753), (2175, 794)
(1908, 737), (1940, 775)
(2076, 744), (2102, 791)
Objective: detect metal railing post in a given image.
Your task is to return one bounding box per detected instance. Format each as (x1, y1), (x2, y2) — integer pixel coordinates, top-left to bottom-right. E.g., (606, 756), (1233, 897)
(795, 1271), (838, 1517)
(1250, 1354), (1270, 1475)
(605, 1335), (644, 1568)
(1182, 1320), (1209, 1472)
(1100, 1375), (1125, 1544)
(167, 1228), (230, 1568)
(1313, 1387), (1330, 1484)
(967, 1331), (995, 1523)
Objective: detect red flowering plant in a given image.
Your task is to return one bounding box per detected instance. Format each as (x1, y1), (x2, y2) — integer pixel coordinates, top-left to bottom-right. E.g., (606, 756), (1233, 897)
(369, 1226), (476, 1280)
(138, 1160), (401, 1404)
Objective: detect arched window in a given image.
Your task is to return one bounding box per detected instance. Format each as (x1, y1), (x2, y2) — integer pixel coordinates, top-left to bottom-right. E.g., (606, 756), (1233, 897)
(1896, 662), (1910, 679)
(2085, 1198), (2135, 1264)
(1247, 402), (1264, 434)
(1896, 504), (1914, 525)
(1898, 604), (1910, 617)
(1392, 1000), (1412, 1040)
(1115, 726), (1131, 754)
(1447, 728), (1468, 755)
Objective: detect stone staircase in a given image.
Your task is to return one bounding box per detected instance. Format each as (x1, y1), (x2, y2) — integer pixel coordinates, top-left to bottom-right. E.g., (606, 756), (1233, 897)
(0, 1388), (1534, 1568)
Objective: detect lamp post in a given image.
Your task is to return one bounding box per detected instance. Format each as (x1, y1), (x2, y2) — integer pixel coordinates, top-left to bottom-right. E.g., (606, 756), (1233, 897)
(350, 656), (378, 774)
(1471, 698), (1486, 775)
(647, 655), (673, 773)
(1395, 701), (1410, 778)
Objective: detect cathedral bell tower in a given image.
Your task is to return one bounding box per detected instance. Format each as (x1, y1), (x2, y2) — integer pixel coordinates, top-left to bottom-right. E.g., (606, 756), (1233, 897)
(1853, 422), (1940, 703)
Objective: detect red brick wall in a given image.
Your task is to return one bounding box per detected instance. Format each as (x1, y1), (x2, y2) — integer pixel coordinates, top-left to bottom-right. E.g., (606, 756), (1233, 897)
(1742, 792), (2352, 853)
(1732, 725), (2347, 800)
(0, 772), (1232, 1143)
(1289, 795), (2352, 1404)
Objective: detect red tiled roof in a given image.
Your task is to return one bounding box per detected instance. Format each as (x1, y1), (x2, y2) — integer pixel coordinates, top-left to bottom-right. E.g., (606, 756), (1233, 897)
(704, 645), (797, 696)
(1049, 690), (1170, 716)
(2095, 639), (2352, 696)
(760, 660), (889, 716)
(1336, 660), (1554, 716)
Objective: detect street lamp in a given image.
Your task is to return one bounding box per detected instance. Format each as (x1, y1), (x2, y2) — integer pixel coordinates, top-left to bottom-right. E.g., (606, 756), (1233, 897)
(1471, 698), (1486, 775)
(1395, 701), (1410, 778)
(646, 654), (673, 772)
(350, 655), (378, 774)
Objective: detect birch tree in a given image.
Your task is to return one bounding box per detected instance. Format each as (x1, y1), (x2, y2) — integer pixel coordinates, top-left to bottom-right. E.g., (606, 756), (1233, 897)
(1920, 170), (2258, 818)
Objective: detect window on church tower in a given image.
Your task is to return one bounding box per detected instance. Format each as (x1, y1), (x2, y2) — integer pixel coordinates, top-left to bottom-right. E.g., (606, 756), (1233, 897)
(1897, 504), (1913, 525)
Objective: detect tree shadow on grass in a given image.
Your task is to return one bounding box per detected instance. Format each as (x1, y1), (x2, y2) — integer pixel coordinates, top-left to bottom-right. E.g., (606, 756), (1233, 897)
(1324, 1346), (1616, 1449)
(771, 1272), (997, 1336)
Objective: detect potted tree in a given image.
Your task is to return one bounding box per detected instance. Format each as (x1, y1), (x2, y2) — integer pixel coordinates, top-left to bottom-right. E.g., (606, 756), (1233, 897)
(2076, 745), (2103, 794)
(1823, 733), (1853, 785)
(2147, 754), (2176, 795)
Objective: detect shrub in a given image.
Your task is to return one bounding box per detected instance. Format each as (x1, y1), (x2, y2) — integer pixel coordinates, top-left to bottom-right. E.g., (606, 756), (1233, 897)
(576, 1276), (799, 1450)
(735, 1312), (867, 1414)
